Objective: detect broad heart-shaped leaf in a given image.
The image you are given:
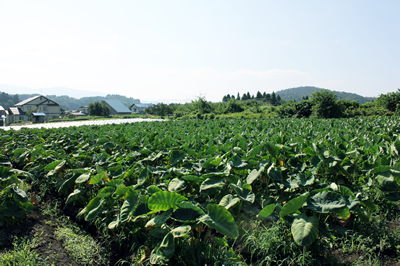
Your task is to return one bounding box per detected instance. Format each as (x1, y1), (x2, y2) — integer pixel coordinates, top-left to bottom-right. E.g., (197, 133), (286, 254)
(171, 225), (191, 238)
(169, 150), (185, 166)
(89, 171), (108, 185)
(145, 209), (173, 228)
(75, 173), (91, 183)
(97, 187), (115, 198)
(0, 166), (11, 179)
(148, 191), (187, 211)
(229, 155), (249, 169)
(181, 175), (205, 184)
(168, 178), (187, 192)
(200, 176), (226, 195)
(66, 189), (82, 204)
(120, 189), (139, 222)
(307, 191), (346, 213)
(160, 232), (175, 258)
(44, 160), (62, 171)
(291, 213), (319, 246)
(230, 184), (255, 203)
(265, 142), (281, 159)
(258, 203), (276, 219)
(85, 197), (104, 221)
(280, 192), (309, 217)
(219, 194), (240, 210)
(246, 169), (262, 185)
(267, 164), (282, 181)
(105, 179), (124, 187)
(376, 172), (399, 192)
(172, 202), (205, 223)
(199, 204), (239, 239)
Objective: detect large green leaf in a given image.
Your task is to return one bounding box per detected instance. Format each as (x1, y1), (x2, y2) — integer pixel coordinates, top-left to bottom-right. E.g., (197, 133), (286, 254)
(172, 202), (205, 223)
(145, 209), (173, 228)
(171, 225), (192, 238)
(291, 214), (319, 246)
(258, 203), (276, 219)
(66, 189), (82, 204)
(219, 194), (240, 210)
(307, 191), (346, 213)
(120, 189), (139, 222)
(199, 204), (239, 239)
(376, 172), (399, 192)
(97, 187), (115, 198)
(168, 178), (187, 192)
(246, 169), (262, 185)
(200, 176), (226, 195)
(84, 197), (104, 221)
(148, 191), (187, 211)
(231, 184), (255, 203)
(170, 150), (185, 166)
(75, 173), (91, 183)
(280, 192), (309, 217)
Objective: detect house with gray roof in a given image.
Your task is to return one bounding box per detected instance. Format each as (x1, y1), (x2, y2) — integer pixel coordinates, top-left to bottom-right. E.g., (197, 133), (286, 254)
(6, 95), (60, 125)
(130, 103), (154, 114)
(102, 100), (132, 115)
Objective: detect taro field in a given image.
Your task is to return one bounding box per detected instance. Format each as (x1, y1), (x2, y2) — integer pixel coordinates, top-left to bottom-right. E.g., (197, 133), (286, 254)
(1, 117), (400, 265)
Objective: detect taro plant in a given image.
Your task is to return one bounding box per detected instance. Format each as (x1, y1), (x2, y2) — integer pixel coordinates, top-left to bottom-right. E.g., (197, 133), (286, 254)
(0, 166), (34, 226)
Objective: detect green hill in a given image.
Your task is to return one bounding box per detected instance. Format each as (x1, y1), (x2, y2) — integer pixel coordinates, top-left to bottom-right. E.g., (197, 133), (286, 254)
(276, 86), (376, 104)
(17, 94), (140, 110)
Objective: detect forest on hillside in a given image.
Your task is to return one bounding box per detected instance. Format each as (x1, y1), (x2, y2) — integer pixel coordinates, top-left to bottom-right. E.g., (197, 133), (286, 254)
(276, 86), (376, 104)
(0, 92), (20, 109)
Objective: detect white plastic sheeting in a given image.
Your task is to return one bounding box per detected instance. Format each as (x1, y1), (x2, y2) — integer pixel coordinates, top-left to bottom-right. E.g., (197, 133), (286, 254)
(1, 118), (164, 131)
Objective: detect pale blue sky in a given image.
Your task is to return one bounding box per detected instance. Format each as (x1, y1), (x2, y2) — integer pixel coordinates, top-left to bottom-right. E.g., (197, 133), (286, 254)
(1, 0), (399, 102)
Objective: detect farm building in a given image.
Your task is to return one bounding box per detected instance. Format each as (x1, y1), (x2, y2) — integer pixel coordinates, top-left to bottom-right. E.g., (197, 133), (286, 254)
(130, 103), (154, 114)
(102, 100), (132, 115)
(6, 95), (61, 124)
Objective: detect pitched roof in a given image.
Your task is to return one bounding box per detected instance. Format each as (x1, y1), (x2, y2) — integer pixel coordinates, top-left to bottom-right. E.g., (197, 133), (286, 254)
(0, 105), (4, 111)
(103, 100), (132, 114)
(9, 107), (25, 115)
(15, 95), (41, 106)
(15, 95), (60, 106)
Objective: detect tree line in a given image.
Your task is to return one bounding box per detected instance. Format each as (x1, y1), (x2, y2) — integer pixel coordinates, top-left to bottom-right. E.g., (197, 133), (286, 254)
(0, 92), (20, 109)
(222, 91), (282, 105)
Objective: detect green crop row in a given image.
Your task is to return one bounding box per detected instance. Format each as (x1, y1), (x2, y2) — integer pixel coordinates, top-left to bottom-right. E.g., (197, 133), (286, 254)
(1, 116), (399, 264)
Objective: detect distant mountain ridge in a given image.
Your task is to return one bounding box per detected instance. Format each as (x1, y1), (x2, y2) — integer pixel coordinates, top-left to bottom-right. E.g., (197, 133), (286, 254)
(18, 94), (140, 111)
(276, 86), (376, 104)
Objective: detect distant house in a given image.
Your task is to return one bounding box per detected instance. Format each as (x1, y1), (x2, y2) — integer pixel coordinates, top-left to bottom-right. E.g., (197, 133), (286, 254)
(102, 100), (132, 115)
(7, 95), (61, 124)
(130, 103), (154, 114)
(79, 106), (89, 114)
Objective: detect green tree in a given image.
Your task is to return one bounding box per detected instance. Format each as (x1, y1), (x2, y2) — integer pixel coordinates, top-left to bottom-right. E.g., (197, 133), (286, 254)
(271, 92), (277, 105)
(256, 91), (263, 99)
(310, 90), (343, 118)
(376, 89), (400, 112)
(236, 93), (241, 101)
(192, 96), (213, 114)
(88, 101), (110, 116)
(224, 99), (244, 113)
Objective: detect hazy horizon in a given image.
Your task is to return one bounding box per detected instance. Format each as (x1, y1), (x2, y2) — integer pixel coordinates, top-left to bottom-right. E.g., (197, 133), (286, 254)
(1, 1), (399, 102)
